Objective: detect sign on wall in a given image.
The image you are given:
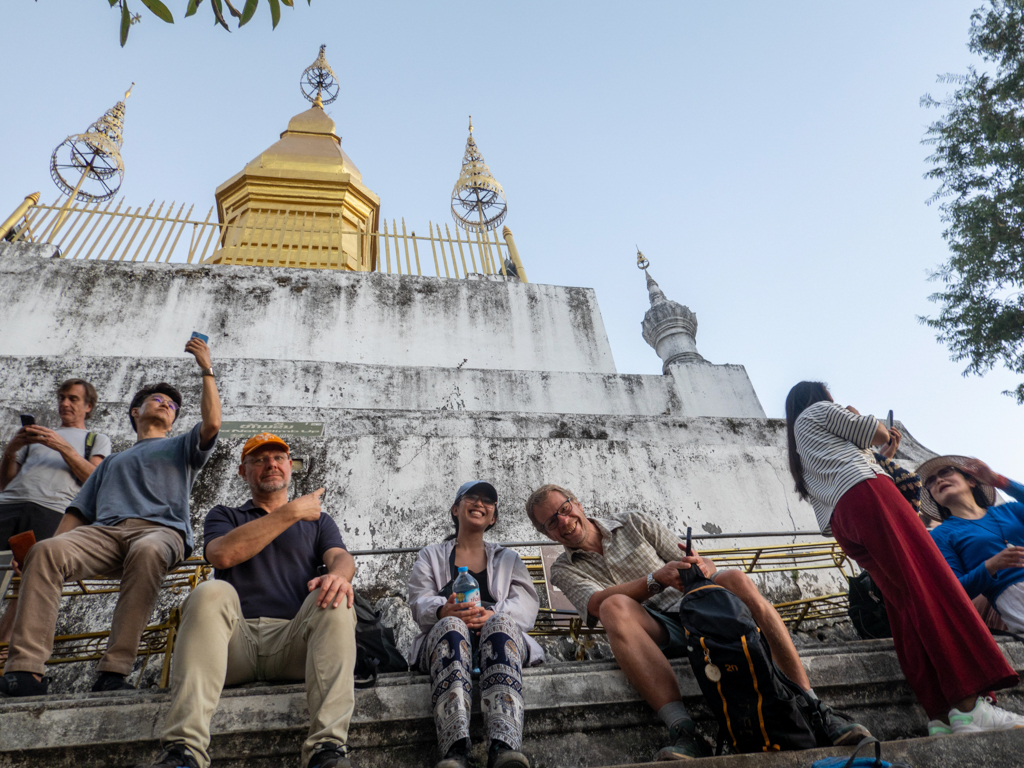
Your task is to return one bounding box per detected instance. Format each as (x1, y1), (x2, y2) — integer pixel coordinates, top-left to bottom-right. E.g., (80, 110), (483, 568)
(218, 421), (325, 439)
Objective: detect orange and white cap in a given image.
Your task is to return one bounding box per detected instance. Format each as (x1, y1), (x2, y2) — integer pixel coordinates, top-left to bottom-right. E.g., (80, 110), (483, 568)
(240, 432), (290, 461)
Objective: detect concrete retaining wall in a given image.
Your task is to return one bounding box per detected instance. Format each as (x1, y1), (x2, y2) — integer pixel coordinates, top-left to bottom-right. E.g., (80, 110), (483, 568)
(0, 248), (616, 374)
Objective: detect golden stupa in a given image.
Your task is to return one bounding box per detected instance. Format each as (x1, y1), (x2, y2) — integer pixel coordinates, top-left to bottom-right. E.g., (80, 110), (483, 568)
(209, 47), (380, 271)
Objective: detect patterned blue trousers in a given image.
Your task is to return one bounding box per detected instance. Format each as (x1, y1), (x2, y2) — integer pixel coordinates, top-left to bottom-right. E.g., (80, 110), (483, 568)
(421, 613), (526, 755)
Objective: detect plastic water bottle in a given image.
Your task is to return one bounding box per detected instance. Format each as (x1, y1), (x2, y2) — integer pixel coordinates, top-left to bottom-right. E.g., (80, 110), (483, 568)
(453, 566), (480, 606)
(453, 567), (482, 674)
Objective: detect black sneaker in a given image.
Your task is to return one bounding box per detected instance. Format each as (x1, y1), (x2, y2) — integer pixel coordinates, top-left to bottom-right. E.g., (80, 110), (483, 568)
(92, 672), (135, 692)
(488, 740), (530, 768)
(307, 742), (352, 768)
(435, 740), (470, 768)
(0, 671), (50, 698)
(653, 719), (711, 761)
(803, 695), (871, 747)
(134, 743), (200, 768)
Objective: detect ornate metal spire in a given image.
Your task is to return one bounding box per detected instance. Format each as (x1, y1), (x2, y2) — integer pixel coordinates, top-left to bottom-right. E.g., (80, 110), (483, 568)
(451, 116), (507, 233)
(638, 250), (705, 371)
(300, 45), (339, 107)
(49, 84), (132, 205)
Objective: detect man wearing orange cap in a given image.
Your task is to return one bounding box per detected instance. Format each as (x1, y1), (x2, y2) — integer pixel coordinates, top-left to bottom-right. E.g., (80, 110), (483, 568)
(141, 433), (357, 768)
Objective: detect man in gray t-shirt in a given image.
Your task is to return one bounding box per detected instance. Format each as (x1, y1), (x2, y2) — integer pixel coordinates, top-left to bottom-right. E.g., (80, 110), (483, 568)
(0, 379), (112, 653)
(0, 379), (112, 537)
(0, 338), (221, 698)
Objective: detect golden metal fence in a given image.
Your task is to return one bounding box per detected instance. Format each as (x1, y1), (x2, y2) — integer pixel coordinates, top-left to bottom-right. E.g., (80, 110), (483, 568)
(520, 540), (856, 657)
(2, 196), (527, 280)
(0, 559), (210, 687)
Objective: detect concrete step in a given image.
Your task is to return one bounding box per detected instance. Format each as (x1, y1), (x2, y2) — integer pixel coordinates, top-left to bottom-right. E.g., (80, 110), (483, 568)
(2, 639), (1023, 768)
(608, 729), (1024, 768)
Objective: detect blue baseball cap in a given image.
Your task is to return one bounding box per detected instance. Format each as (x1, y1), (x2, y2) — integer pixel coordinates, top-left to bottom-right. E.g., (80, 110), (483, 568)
(454, 480), (498, 505)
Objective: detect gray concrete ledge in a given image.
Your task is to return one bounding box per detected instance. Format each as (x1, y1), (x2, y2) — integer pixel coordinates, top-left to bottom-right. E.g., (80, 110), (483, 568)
(2, 639), (1023, 767)
(613, 730), (1024, 768)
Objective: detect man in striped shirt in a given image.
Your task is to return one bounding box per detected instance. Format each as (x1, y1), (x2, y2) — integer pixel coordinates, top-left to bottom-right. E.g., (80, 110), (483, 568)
(525, 484), (869, 760)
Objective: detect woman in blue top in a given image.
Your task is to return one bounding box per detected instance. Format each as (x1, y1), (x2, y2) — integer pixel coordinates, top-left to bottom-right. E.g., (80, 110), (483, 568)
(924, 455), (1024, 632)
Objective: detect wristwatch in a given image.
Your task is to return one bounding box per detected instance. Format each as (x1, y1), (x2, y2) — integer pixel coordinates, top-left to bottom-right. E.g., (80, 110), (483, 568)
(647, 573), (663, 595)
(200, 367), (215, 378)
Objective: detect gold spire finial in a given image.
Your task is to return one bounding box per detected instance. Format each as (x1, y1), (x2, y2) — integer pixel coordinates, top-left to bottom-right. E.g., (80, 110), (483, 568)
(636, 247), (650, 270)
(124, 82), (134, 101)
(451, 118), (507, 233)
(301, 45), (339, 106)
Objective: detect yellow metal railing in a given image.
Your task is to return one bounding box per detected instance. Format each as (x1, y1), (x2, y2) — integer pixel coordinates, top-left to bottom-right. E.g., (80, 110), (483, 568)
(519, 540), (856, 657)
(2, 196), (527, 281)
(0, 559), (210, 687)
(0, 541), (853, 674)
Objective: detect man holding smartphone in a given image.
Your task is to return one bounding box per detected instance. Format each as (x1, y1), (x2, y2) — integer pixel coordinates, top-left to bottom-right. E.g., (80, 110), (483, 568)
(0, 380), (113, 654)
(525, 484), (869, 760)
(0, 337), (220, 697)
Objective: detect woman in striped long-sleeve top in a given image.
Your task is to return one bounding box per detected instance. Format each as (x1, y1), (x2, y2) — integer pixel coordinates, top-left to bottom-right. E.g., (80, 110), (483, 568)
(785, 381), (1023, 736)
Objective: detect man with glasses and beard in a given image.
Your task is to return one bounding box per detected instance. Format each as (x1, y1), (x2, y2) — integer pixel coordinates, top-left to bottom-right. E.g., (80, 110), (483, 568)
(525, 484), (869, 760)
(0, 336), (220, 697)
(139, 432), (357, 768)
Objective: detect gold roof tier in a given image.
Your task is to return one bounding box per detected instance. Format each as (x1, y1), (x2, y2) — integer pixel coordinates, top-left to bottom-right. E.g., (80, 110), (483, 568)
(209, 46), (379, 271)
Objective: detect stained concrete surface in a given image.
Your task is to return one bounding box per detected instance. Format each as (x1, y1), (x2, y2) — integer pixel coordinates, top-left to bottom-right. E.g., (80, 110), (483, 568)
(2, 639), (1022, 768)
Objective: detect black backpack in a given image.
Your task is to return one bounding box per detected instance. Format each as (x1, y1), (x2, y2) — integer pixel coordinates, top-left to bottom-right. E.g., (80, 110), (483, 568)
(678, 575), (817, 754)
(847, 571), (892, 641)
(353, 593), (408, 688)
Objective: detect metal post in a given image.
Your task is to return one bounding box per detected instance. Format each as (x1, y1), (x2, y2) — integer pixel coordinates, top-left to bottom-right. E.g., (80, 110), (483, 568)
(502, 225), (528, 283)
(0, 193), (41, 241)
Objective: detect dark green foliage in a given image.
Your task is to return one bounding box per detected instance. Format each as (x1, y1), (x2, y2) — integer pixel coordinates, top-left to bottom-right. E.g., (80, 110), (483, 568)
(922, 1), (1024, 402)
(107, 0), (308, 45)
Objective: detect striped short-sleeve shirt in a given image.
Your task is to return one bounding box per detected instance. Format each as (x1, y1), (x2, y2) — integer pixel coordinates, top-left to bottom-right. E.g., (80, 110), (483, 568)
(794, 401), (888, 535)
(549, 511), (688, 625)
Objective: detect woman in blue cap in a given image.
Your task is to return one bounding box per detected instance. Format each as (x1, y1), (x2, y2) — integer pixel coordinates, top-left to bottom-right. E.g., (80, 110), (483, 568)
(408, 480), (544, 768)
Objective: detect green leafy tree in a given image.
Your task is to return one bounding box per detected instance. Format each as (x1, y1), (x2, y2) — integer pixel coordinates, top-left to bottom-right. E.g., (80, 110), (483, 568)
(921, 0), (1024, 401)
(107, 0), (310, 47)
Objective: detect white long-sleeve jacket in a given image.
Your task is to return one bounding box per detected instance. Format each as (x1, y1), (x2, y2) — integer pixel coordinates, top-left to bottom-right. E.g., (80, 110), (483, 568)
(407, 539), (545, 665)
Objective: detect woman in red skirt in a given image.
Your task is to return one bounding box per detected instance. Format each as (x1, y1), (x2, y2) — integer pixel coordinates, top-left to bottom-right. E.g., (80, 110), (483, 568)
(785, 381), (1022, 735)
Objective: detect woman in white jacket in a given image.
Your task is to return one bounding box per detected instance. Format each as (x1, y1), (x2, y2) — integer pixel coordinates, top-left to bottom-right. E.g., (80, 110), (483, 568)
(408, 480), (544, 768)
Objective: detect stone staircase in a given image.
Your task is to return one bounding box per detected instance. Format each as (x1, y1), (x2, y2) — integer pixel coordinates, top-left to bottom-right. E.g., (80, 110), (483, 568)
(2, 638), (1023, 768)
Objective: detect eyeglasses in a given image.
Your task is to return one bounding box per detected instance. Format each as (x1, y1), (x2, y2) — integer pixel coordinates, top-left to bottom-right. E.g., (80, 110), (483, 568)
(245, 453), (291, 468)
(147, 395), (178, 411)
(924, 465), (960, 491)
(462, 493), (496, 509)
(541, 497), (574, 533)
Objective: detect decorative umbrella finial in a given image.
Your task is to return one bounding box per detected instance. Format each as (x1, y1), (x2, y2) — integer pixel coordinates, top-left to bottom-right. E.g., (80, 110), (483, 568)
(300, 45), (339, 107)
(451, 117), (507, 233)
(636, 247), (649, 271)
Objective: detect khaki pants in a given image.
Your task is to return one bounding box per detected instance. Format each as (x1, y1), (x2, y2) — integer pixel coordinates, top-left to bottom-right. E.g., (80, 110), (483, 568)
(7, 519), (185, 676)
(161, 580), (357, 768)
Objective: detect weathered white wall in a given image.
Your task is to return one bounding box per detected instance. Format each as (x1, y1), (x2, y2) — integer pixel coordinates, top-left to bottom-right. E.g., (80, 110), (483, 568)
(0, 356), (678, 417)
(669, 363), (767, 418)
(0, 247), (617, 374)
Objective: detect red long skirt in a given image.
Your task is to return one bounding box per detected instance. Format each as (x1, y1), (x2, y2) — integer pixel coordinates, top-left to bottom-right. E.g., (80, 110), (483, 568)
(830, 475), (1018, 719)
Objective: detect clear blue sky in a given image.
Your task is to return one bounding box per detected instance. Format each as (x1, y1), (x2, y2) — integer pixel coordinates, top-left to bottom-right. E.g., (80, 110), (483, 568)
(2, 1), (1020, 471)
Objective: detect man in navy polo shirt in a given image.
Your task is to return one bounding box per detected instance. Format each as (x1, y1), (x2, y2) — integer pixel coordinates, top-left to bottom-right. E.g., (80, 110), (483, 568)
(141, 433), (357, 768)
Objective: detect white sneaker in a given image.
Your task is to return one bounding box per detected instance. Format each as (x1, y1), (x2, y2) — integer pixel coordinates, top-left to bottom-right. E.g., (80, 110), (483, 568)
(949, 697), (1024, 733)
(927, 719), (953, 736)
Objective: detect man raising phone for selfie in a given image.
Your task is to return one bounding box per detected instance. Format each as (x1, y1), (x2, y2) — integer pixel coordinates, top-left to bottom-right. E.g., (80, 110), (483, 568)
(0, 336), (220, 696)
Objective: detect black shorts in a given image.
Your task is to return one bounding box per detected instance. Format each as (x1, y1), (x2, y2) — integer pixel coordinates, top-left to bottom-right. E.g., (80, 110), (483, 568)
(0, 501), (65, 548)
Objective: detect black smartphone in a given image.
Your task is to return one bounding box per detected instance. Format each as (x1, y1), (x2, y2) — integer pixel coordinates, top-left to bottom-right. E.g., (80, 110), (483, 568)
(887, 410), (894, 429)
(679, 526), (698, 590)
(19, 414), (35, 427)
